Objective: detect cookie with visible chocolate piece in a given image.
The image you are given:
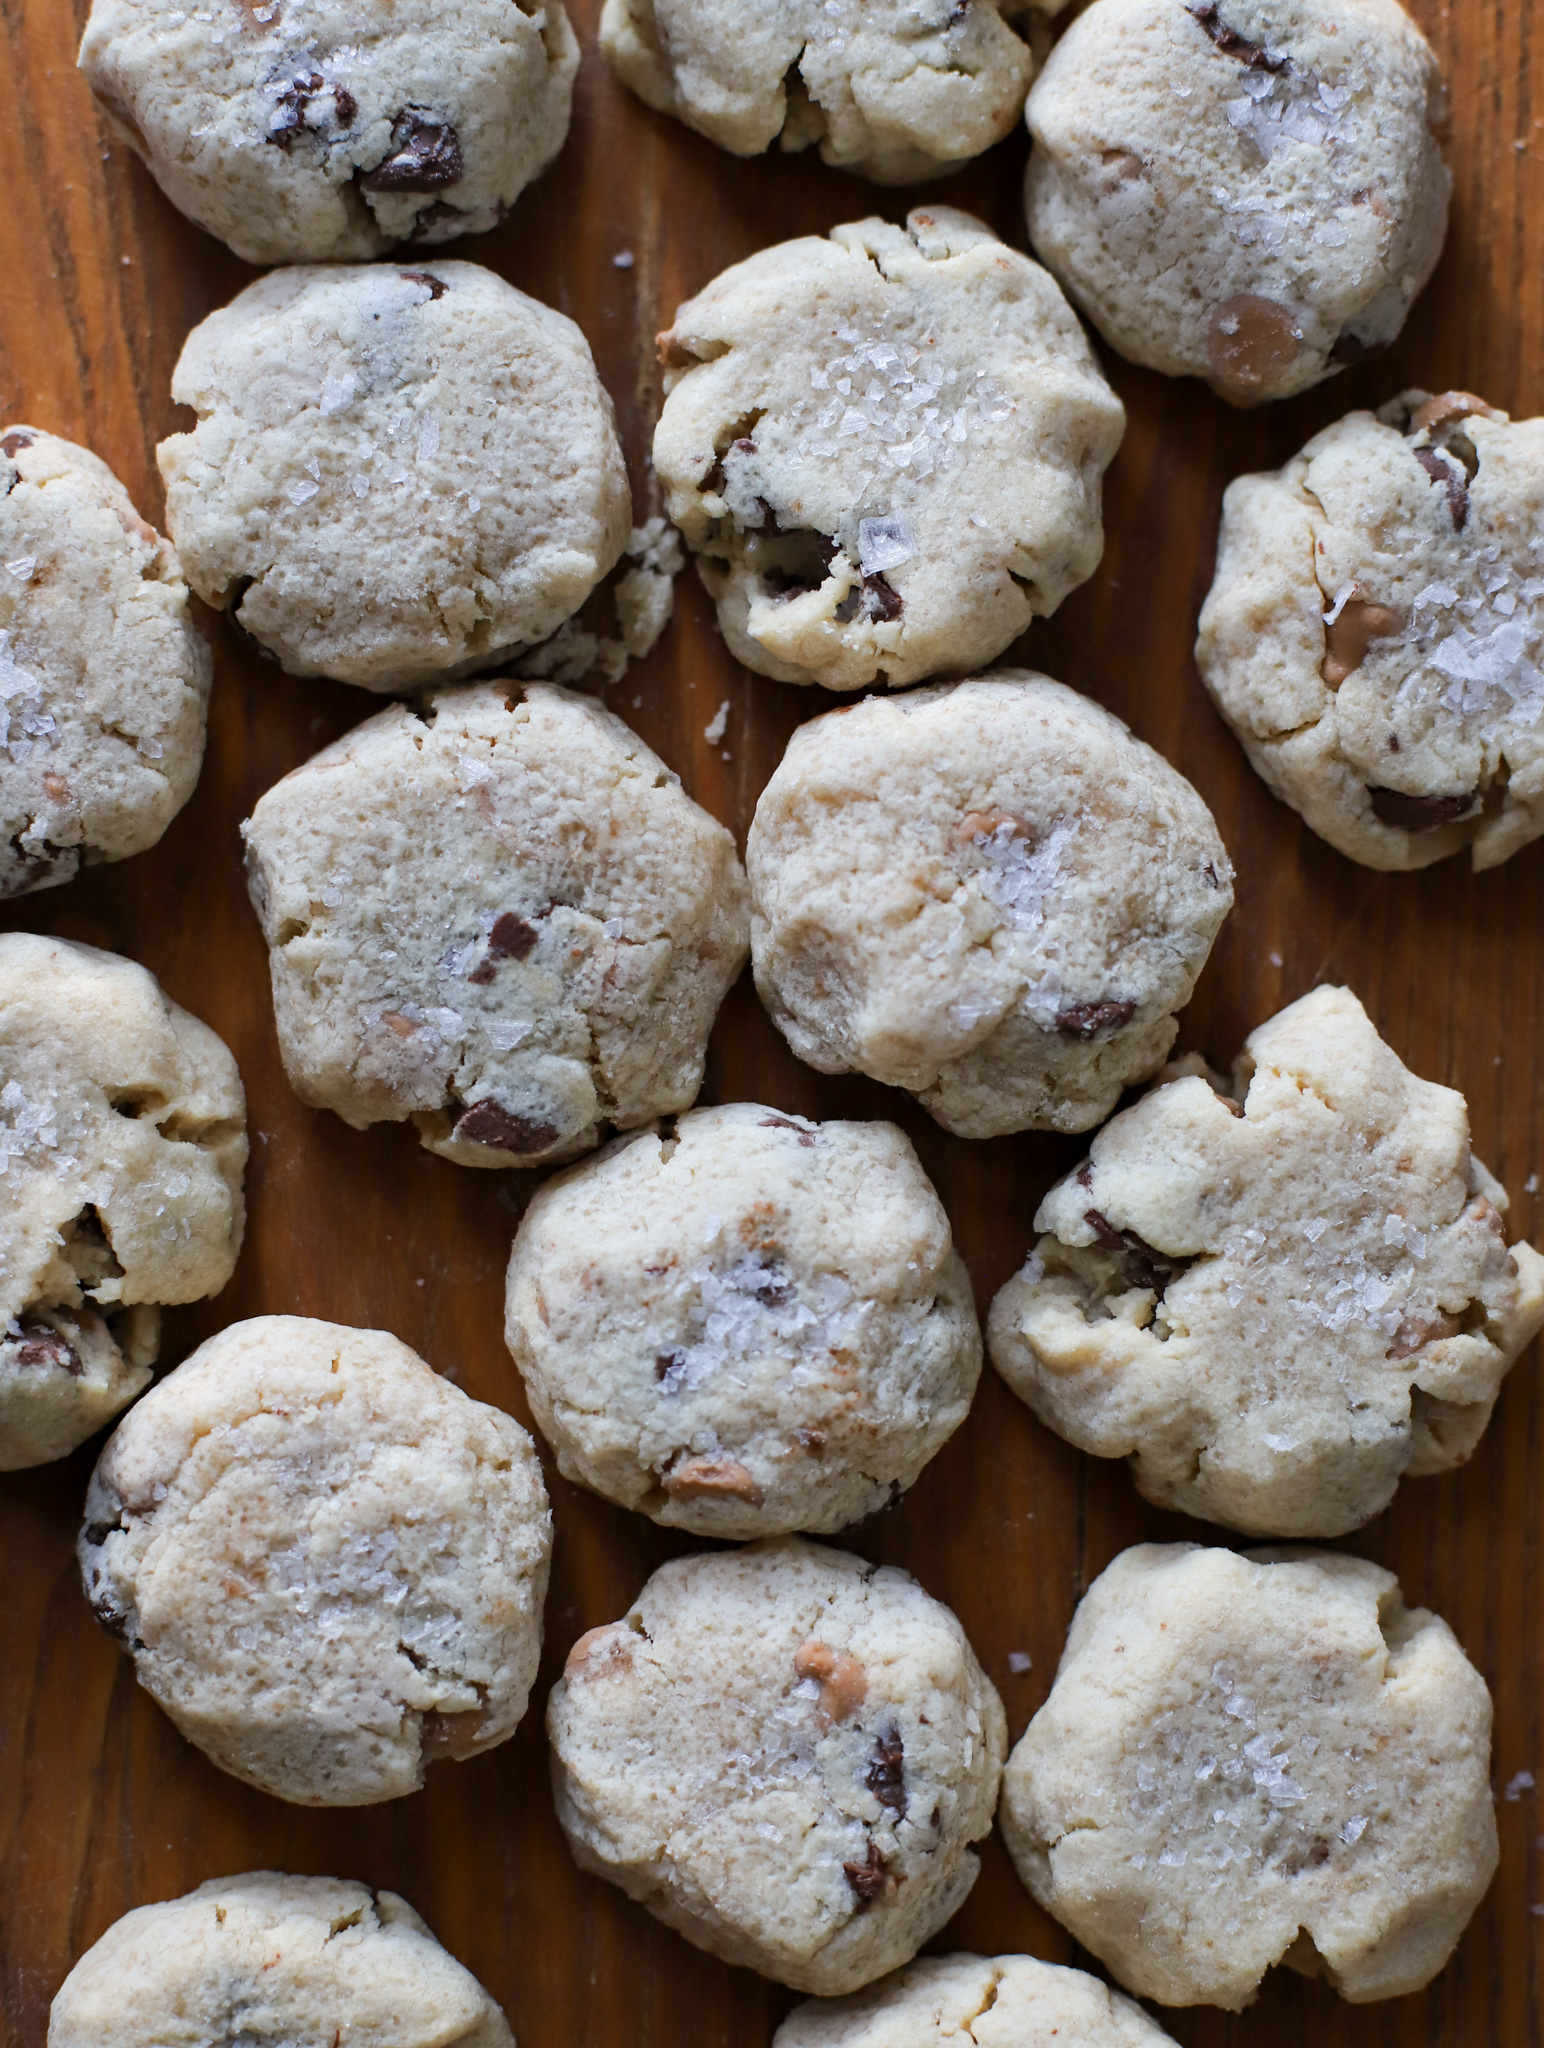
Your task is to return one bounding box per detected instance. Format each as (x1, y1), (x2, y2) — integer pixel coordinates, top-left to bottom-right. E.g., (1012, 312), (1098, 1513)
(547, 1537), (1005, 1993)
(747, 674), (1232, 1138)
(0, 934), (245, 1472)
(1024, 0), (1450, 404)
(0, 426), (210, 898)
(1001, 1543), (1499, 2008)
(48, 1872), (513, 2048)
(159, 262), (629, 690)
(78, 0), (577, 265)
(1198, 390), (1544, 868)
(989, 984), (1544, 1535)
(653, 208), (1124, 691)
(243, 681), (748, 1169)
(80, 1315), (551, 1805)
(505, 1102), (981, 1536)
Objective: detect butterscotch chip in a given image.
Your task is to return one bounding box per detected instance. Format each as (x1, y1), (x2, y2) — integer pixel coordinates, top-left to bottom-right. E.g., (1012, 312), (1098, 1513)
(775, 1952), (1179, 2047)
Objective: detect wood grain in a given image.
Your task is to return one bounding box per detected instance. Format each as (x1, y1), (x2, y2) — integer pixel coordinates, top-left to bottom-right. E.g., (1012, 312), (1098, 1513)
(1, 0), (1542, 2042)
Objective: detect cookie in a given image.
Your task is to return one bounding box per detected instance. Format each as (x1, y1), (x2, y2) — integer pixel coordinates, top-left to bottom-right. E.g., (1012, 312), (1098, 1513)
(1197, 390), (1544, 869)
(602, 0), (1058, 185)
(1024, 0), (1451, 405)
(0, 426), (210, 898)
(80, 1315), (552, 1806)
(1001, 1542), (1498, 2008)
(79, 0), (578, 266)
(776, 1952), (1179, 2048)
(504, 1103), (981, 1536)
(48, 1872), (513, 2048)
(653, 208), (1124, 691)
(159, 261), (630, 691)
(243, 682), (749, 1170)
(547, 1537), (1006, 1993)
(747, 674), (1233, 1139)
(0, 934), (245, 1473)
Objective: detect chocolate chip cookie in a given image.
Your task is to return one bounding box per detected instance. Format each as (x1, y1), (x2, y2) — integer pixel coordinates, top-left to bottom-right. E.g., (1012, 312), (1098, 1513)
(776, 1953), (1179, 2048)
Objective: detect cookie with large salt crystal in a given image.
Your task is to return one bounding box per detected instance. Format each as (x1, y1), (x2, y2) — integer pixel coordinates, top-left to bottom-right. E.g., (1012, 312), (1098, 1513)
(990, 985), (1544, 1536)
(243, 681), (749, 1170)
(1198, 390), (1544, 869)
(747, 674), (1232, 1139)
(775, 1952), (1179, 2048)
(48, 1872), (513, 2048)
(79, 0), (578, 266)
(547, 1538), (1006, 1993)
(602, 0), (1061, 185)
(653, 208), (1124, 691)
(504, 1102), (981, 1537)
(0, 934), (245, 1472)
(1024, 0), (1450, 405)
(0, 426), (210, 898)
(80, 1315), (552, 1806)
(159, 261), (630, 690)
(1001, 1543), (1499, 2008)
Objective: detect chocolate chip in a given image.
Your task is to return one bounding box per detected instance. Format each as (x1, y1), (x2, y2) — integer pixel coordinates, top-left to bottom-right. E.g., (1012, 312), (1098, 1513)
(1, 430), (35, 459)
(400, 270), (448, 300)
(835, 572), (903, 623)
(751, 1260), (792, 1308)
(360, 111), (464, 193)
(843, 1841), (887, 1903)
(1409, 390), (1500, 437)
(794, 1427), (825, 1456)
(467, 911), (541, 982)
(267, 72), (356, 150)
(89, 1588), (137, 1648)
(865, 1722), (906, 1816)
(655, 1349), (686, 1385)
(12, 1321), (81, 1375)
(1083, 1208), (1188, 1297)
(451, 1100), (561, 1154)
(1322, 598), (1402, 687)
(1056, 999), (1136, 1041)
(761, 530), (839, 600)
(657, 333), (697, 369)
(1367, 786), (1480, 833)
(406, 200), (466, 242)
(759, 1115), (816, 1147)
(1328, 328), (1380, 367)
(1187, 3), (1288, 70)
(1206, 294), (1305, 399)
(83, 1521), (116, 1548)
(1201, 860), (1222, 889)
(1414, 445), (1469, 529)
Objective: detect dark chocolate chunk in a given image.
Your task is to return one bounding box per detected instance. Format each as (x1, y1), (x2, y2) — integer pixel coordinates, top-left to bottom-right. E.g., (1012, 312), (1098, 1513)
(654, 1349), (686, 1386)
(1083, 1208), (1189, 1298)
(865, 1722), (906, 1817)
(400, 270), (448, 300)
(1, 430), (35, 459)
(1367, 785), (1480, 833)
(267, 71), (354, 149)
(12, 1321), (82, 1376)
(82, 1521), (116, 1548)
(406, 200), (467, 242)
(751, 1260), (792, 1308)
(1187, 4), (1288, 70)
(451, 1100), (561, 1154)
(1201, 860), (1223, 889)
(843, 1840), (887, 1903)
(761, 530), (839, 600)
(88, 1586), (135, 1647)
(759, 1115), (816, 1147)
(1056, 999), (1137, 1041)
(1413, 445), (1469, 529)
(360, 111), (465, 193)
(1329, 328), (1381, 367)
(836, 573), (903, 624)
(467, 911), (541, 983)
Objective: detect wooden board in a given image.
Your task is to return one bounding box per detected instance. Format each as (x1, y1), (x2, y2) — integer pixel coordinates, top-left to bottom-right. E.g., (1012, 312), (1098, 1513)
(2, 0), (1543, 2041)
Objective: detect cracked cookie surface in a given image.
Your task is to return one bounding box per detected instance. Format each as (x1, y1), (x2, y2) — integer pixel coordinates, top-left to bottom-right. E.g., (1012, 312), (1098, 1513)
(159, 262), (630, 690)
(79, 0), (578, 264)
(747, 674), (1232, 1138)
(243, 681), (749, 1170)
(1001, 1543), (1498, 2009)
(988, 984), (1544, 1535)
(547, 1537), (1006, 1993)
(79, 1315), (552, 1806)
(48, 1871), (513, 2048)
(1198, 391), (1544, 868)
(505, 1102), (981, 1536)
(776, 1951), (1178, 2047)
(653, 208), (1123, 692)
(0, 933), (245, 1472)
(0, 426), (210, 898)
(1024, 0), (1450, 404)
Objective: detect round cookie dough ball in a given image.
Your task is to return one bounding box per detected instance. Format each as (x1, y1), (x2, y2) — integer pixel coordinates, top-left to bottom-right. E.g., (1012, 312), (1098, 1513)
(1001, 1542), (1498, 2009)
(653, 208), (1124, 692)
(602, 0), (1062, 185)
(1198, 390), (1544, 869)
(243, 681), (749, 1170)
(776, 1952), (1179, 2048)
(747, 674), (1233, 1139)
(1024, 0), (1451, 405)
(158, 261), (630, 691)
(505, 1103), (981, 1536)
(78, 0), (578, 266)
(548, 1537), (1006, 1994)
(0, 426), (210, 897)
(0, 934), (246, 1472)
(989, 985), (1544, 1536)
(49, 1872), (512, 2048)
(80, 1315), (552, 1806)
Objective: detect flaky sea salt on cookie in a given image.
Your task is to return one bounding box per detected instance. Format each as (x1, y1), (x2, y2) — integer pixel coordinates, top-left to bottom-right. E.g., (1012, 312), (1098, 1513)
(159, 261), (630, 691)
(1001, 1543), (1499, 2008)
(48, 1872), (513, 2048)
(548, 1537), (1006, 1993)
(80, 1315), (551, 1806)
(603, 0), (1061, 185)
(243, 681), (748, 1169)
(1024, 0), (1450, 404)
(989, 985), (1544, 1535)
(505, 1103), (981, 1536)
(79, 0), (578, 266)
(653, 208), (1124, 692)
(747, 674), (1232, 1138)
(0, 426), (210, 897)
(0, 934), (245, 1472)
(1198, 390), (1544, 869)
